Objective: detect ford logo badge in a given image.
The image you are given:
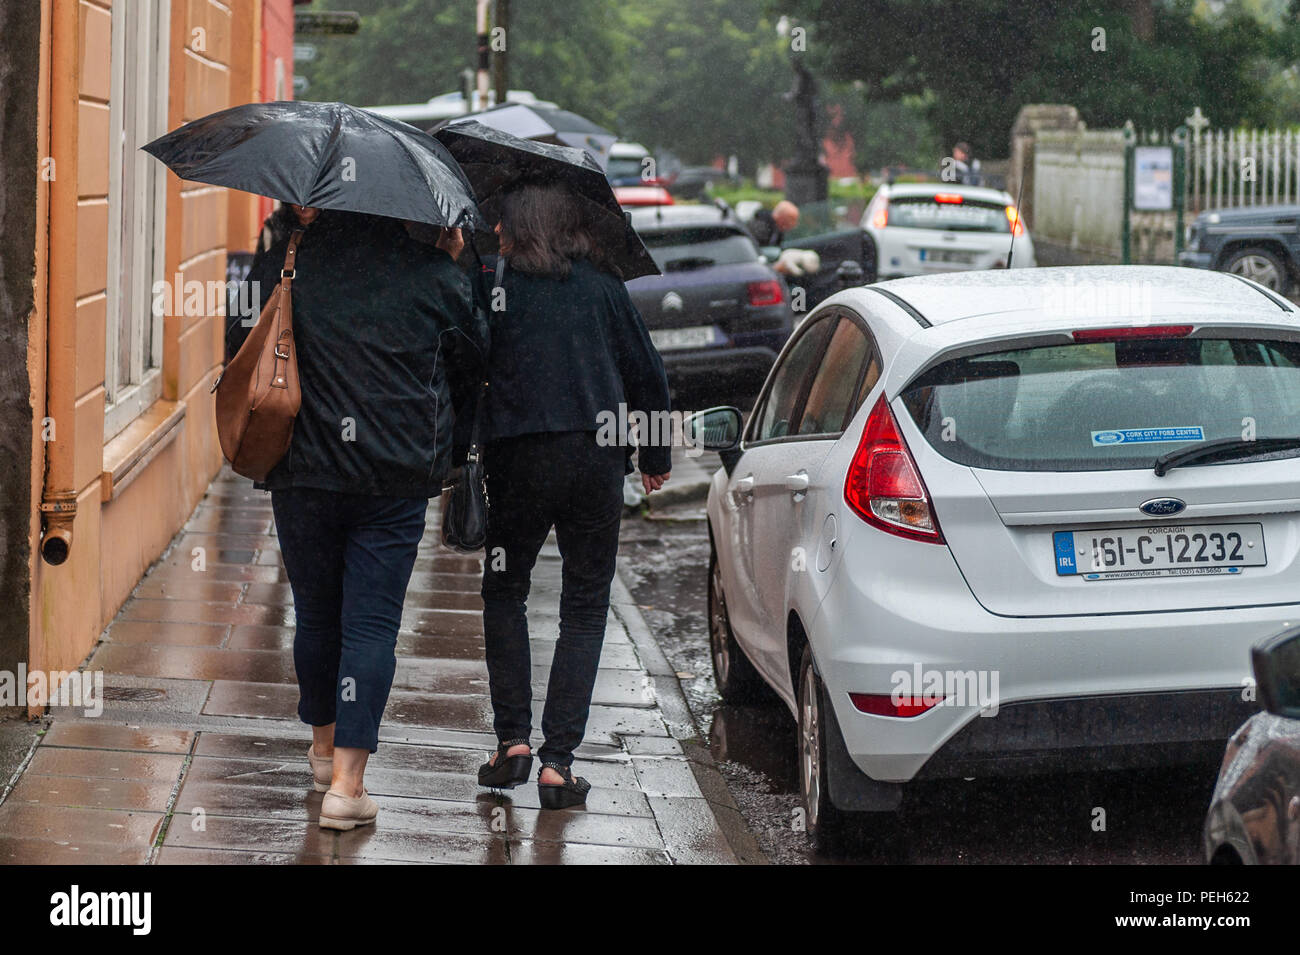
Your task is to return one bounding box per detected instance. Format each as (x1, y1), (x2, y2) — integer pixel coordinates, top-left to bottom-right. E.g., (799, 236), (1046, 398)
(1140, 497), (1186, 516)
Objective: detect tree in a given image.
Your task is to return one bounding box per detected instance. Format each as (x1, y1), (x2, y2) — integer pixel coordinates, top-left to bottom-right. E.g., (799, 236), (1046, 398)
(778, 0), (1290, 158)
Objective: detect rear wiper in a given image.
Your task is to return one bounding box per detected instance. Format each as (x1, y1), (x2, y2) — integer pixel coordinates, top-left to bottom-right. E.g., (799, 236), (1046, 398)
(664, 256), (715, 272)
(1153, 437), (1300, 476)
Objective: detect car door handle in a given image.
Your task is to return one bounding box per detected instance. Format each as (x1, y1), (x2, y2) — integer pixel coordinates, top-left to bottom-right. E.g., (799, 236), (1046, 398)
(785, 471), (810, 493)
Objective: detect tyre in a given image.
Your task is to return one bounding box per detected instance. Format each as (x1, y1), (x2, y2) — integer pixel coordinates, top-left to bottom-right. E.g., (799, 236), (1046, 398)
(1222, 246), (1291, 294)
(707, 542), (769, 703)
(797, 643), (853, 853)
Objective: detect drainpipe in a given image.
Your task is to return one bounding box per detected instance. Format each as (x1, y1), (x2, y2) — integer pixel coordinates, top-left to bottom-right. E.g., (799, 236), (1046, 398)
(40, 0), (79, 565)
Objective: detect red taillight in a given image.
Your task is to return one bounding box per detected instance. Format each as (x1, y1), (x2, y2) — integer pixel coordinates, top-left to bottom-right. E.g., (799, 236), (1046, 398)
(843, 394), (943, 543)
(747, 279), (784, 307)
(850, 693), (944, 717)
(1005, 204), (1024, 236)
(1071, 325), (1192, 343)
(871, 199), (888, 229)
(933, 192), (964, 204)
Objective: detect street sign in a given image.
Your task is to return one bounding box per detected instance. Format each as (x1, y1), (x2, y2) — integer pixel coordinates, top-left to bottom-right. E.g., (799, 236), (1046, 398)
(294, 43), (316, 63)
(294, 11), (361, 35)
(293, 74), (309, 95)
(1133, 145), (1174, 211)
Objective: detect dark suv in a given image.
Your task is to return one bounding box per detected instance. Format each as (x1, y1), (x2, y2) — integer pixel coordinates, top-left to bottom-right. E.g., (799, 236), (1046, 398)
(626, 205), (794, 398)
(1180, 204), (1300, 295)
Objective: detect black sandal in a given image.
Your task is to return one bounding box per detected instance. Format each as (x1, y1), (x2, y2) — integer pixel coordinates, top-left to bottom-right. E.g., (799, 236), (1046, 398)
(478, 739), (533, 789)
(537, 762), (591, 810)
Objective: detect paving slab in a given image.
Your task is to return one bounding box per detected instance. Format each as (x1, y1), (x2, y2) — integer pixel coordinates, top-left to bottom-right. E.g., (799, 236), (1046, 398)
(0, 466), (749, 865)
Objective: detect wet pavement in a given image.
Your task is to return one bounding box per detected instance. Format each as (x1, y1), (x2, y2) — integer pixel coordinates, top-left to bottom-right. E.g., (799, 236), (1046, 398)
(617, 483), (1217, 865)
(0, 468), (751, 865)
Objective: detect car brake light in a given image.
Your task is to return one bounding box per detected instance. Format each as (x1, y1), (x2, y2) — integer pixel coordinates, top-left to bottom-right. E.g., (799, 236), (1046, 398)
(871, 199), (888, 229)
(747, 279), (784, 307)
(850, 693), (944, 717)
(843, 394), (943, 543)
(1005, 204), (1024, 236)
(1071, 325), (1192, 342)
(933, 193), (964, 204)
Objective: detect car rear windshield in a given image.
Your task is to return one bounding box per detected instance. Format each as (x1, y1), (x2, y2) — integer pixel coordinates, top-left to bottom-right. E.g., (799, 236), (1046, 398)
(888, 196), (1010, 233)
(640, 227), (759, 271)
(607, 157), (645, 181)
(901, 336), (1300, 471)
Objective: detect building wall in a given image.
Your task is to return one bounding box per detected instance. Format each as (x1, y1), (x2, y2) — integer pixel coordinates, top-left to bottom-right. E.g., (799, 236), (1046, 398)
(25, 0), (284, 712)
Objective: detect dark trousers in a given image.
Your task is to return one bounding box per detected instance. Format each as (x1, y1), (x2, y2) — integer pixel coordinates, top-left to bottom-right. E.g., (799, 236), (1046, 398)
(480, 431), (626, 767)
(271, 487), (427, 752)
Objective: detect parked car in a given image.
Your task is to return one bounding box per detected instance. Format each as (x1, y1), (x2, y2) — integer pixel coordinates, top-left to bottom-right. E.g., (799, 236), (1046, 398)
(666, 165), (738, 200)
(1180, 204), (1300, 295)
(607, 141), (653, 186)
(1204, 626), (1300, 864)
(626, 204), (794, 397)
(862, 182), (1035, 280)
(691, 265), (1300, 850)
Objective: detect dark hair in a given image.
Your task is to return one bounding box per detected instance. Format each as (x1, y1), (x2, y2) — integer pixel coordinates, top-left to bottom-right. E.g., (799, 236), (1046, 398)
(497, 182), (622, 280)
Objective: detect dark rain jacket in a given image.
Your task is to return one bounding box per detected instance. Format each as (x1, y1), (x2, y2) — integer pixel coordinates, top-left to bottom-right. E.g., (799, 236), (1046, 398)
(480, 256), (673, 476)
(230, 210), (485, 498)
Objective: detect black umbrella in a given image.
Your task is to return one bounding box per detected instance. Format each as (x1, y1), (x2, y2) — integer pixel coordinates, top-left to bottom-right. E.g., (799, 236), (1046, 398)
(435, 120), (658, 280)
(441, 103), (618, 169)
(142, 101), (483, 230)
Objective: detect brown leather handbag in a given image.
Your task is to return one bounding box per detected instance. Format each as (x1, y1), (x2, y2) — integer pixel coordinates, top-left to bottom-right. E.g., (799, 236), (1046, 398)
(213, 229), (305, 480)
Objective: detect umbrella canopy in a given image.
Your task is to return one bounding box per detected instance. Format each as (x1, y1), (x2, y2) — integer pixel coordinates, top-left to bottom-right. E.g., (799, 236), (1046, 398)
(142, 101), (483, 230)
(445, 103), (618, 171)
(435, 120), (659, 281)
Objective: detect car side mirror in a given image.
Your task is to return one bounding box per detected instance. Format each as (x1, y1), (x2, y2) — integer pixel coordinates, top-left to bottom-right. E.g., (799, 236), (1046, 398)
(836, 260), (865, 288)
(685, 406), (743, 453)
(1252, 626), (1300, 719)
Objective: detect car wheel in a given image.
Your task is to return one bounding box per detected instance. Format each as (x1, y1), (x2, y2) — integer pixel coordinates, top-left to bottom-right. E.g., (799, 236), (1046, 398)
(797, 644), (852, 853)
(1223, 246), (1290, 294)
(707, 543), (769, 703)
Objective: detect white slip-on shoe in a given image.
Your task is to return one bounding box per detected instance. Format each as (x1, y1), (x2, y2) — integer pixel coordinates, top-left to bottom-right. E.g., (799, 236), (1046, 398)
(319, 788), (379, 831)
(307, 745), (333, 794)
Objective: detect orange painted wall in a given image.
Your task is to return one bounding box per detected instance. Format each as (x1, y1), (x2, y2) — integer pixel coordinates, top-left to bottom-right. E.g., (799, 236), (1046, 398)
(28, 0), (271, 706)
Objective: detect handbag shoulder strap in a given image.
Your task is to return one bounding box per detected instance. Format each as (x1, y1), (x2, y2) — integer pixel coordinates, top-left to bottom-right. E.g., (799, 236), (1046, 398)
(466, 259), (504, 461)
(279, 229), (305, 291)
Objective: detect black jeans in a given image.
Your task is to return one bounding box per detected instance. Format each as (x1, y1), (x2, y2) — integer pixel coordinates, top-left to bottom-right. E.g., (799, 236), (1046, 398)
(271, 487), (427, 752)
(480, 431), (626, 767)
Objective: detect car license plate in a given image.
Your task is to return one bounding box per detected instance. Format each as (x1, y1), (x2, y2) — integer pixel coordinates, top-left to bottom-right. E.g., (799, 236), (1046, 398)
(1052, 523), (1266, 579)
(919, 248), (975, 264)
(650, 325), (722, 351)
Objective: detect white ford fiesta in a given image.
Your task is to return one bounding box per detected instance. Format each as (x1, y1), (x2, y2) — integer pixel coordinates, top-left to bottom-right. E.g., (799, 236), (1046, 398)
(863, 181), (1036, 279)
(691, 265), (1300, 849)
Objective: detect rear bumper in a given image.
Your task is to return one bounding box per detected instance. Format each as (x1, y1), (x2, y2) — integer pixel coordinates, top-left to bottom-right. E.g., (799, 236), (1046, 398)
(659, 331), (787, 387)
(1179, 250), (1215, 269)
(809, 528), (1291, 783)
(913, 688), (1255, 779)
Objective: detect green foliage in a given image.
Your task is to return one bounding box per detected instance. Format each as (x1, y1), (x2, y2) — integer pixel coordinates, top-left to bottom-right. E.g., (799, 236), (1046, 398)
(297, 0), (637, 130)
(779, 0), (1296, 156)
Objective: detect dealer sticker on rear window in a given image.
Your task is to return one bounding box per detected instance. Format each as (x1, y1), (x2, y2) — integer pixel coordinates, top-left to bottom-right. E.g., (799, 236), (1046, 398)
(1090, 426), (1205, 447)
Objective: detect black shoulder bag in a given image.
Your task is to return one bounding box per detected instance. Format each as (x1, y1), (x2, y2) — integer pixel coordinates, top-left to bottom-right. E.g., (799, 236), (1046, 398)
(440, 258), (502, 553)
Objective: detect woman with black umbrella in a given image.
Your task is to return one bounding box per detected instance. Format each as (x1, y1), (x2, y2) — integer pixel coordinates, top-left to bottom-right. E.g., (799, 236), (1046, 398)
(475, 181), (672, 808)
(231, 209), (484, 830)
(148, 102), (489, 831)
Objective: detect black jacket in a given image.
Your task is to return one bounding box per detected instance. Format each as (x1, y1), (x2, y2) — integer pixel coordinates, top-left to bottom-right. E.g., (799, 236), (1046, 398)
(481, 257), (672, 476)
(231, 211), (484, 498)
